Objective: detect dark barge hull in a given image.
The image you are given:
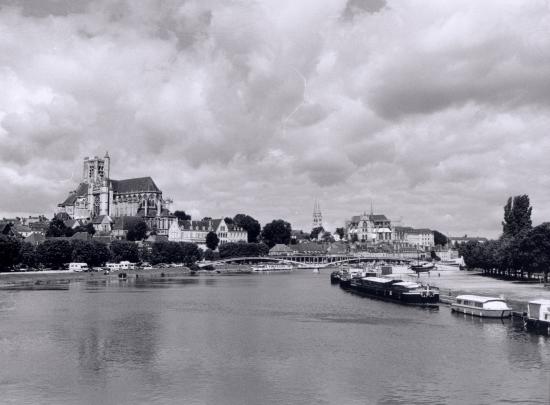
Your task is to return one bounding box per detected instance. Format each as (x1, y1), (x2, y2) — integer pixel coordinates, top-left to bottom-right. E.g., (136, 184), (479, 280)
(524, 319), (550, 334)
(348, 284), (439, 306)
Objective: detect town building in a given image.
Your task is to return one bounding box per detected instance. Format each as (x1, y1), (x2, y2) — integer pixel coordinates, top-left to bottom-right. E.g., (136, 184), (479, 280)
(448, 236), (489, 247)
(168, 218), (248, 248)
(345, 213), (392, 243)
(57, 153), (175, 235)
(393, 226), (435, 249)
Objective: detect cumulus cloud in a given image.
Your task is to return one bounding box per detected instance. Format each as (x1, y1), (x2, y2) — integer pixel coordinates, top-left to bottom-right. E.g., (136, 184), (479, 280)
(0, 0), (550, 237)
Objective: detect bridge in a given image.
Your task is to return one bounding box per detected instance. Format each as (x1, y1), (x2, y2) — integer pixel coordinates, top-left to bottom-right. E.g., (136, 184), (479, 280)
(198, 255), (412, 269)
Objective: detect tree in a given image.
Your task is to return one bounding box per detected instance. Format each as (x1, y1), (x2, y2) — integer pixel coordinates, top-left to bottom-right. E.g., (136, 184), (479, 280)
(36, 239), (72, 269)
(206, 231), (220, 250)
(433, 230), (447, 247)
(350, 234), (359, 243)
(202, 217), (212, 221)
(261, 219), (292, 248)
(180, 242), (203, 265)
(224, 217), (234, 225)
(19, 242), (38, 268)
(233, 214), (261, 243)
(218, 242), (269, 258)
(173, 210), (191, 221)
(310, 226), (324, 240)
(335, 227), (345, 240)
(46, 218), (72, 237)
(127, 220), (148, 241)
(110, 240), (139, 263)
(322, 231), (335, 243)
(502, 195), (532, 239)
(204, 248), (217, 261)
(0, 235), (21, 271)
(519, 223), (550, 282)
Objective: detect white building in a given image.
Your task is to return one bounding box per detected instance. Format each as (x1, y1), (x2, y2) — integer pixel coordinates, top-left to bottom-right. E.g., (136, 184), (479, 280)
(168, 218), (248, 248)
(345, 213), (392, 242)
(393, 226), (434, 249)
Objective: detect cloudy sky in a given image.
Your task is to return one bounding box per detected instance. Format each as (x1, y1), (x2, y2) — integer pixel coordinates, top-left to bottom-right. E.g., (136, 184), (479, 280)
(1, 0), (550, 238)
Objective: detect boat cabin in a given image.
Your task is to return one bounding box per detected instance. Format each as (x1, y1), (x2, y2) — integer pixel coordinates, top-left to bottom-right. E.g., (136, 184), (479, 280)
(455, 295), (510, 310)
(527, 299), (550, 322)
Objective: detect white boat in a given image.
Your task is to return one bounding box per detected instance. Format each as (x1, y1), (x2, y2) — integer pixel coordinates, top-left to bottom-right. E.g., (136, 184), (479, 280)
(451, 295), (512, 318)
(251, 264), (293, 272)
(524, 299), (550, 333)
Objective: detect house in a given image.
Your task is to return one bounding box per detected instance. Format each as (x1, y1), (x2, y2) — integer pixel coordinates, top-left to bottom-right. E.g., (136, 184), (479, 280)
(25, 232), (46, 246)
(291, 242), (327, 255)
(269, 244), (293, 256)
(393, 226), (434, 249)
(92, 215), (114, 233)
(12, 224), (33, 238)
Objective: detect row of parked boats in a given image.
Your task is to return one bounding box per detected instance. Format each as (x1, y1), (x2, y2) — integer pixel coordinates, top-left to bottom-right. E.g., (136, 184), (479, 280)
(330, 267), (550, 333)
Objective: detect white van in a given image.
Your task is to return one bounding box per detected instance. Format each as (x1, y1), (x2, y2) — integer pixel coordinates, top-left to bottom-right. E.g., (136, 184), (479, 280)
(69, 262), (89, 272)
(106, 263), (121, 271)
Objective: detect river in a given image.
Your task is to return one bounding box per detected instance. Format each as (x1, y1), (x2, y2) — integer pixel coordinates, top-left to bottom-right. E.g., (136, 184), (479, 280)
(0, 270), (549, 404)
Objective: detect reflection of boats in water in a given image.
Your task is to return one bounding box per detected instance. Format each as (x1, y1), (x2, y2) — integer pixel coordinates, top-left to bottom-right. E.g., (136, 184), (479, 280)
(0, 280), (70, 291)
(451, 295), (512, 318)
(523, 299), (550, 334)
(251, 264), (293, 272)
(348, 277), (439, 306)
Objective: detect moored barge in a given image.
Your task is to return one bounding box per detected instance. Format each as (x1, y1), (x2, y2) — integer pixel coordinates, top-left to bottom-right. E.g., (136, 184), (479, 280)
(348, 276), (439, 306)
(524, 299), (550, 333)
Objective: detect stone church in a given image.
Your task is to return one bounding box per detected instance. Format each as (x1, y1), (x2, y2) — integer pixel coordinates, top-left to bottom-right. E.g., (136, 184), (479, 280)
(57, 153), (174, 234)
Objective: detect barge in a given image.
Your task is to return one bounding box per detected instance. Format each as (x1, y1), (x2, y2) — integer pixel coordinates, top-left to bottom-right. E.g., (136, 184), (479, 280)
(524, 299), (550, 334)
(348, 276), (439, 306)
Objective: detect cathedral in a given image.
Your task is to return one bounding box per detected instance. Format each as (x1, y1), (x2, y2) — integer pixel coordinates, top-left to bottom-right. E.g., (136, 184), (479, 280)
(57, 153), (174, 233)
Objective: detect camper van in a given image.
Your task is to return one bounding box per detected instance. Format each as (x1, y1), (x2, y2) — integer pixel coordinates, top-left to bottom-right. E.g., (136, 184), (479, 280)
(69, 262), (89, 272)
(119, 261), (135, 270)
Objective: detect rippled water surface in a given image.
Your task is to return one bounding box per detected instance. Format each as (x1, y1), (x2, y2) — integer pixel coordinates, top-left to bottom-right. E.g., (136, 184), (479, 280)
(1, 271), (549, 404)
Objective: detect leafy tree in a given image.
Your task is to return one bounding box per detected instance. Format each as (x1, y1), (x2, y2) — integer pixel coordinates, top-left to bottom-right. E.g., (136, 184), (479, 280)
(180, 242), (203, 265)
(204, 248), (217, 261)
(335, 227), (345, 240)
(202, 217), (212, 221)
(19, 242), (38, 268)
(224, 217), (234, 225)
(206, 231), (220, 250)
(127, 220), (148, 241)
(1, 222), (13, 235)
(233, 214), (261, 243)
(433, 230), (447, 247)
(218, 242), (270, 258)
(261, 219), (292, 248)
(0, 235), (21, 271)
(110, 240), (139, 263)
(173, 210), (192, 221)
(71, 240), (95, 264)
(36, 239), (72, 269)
(502, 195), (532, 239)
(310, 226), (324, 240)
(46, 218), (72, 237)
(91, 241), (111, 267)
(519, 223), (550, 282)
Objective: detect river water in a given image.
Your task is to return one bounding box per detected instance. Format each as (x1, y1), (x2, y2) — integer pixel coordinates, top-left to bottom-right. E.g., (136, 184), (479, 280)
(0, 270), (549, 405)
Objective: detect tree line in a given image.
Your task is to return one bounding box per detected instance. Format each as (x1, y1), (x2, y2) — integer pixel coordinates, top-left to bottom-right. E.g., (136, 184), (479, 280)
(0, 238), (207, 271)
(458, 195), (550, 282)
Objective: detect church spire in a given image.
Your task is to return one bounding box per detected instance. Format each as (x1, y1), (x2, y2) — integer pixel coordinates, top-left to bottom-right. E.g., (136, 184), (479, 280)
(312, 199), (323, 230)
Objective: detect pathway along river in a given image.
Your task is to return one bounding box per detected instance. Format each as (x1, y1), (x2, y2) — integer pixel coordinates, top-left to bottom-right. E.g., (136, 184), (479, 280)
(0, 270), (549, 404)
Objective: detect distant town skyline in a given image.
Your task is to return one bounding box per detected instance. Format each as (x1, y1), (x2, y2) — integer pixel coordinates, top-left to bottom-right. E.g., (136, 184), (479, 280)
(2, 1), (550, 238)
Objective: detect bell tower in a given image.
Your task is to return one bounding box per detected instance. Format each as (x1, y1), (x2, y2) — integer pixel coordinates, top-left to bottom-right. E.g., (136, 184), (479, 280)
(312, 199), (323, 230)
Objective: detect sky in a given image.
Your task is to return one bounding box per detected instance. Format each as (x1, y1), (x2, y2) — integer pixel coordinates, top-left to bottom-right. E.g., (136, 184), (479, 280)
(1, 0), (550, 238)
